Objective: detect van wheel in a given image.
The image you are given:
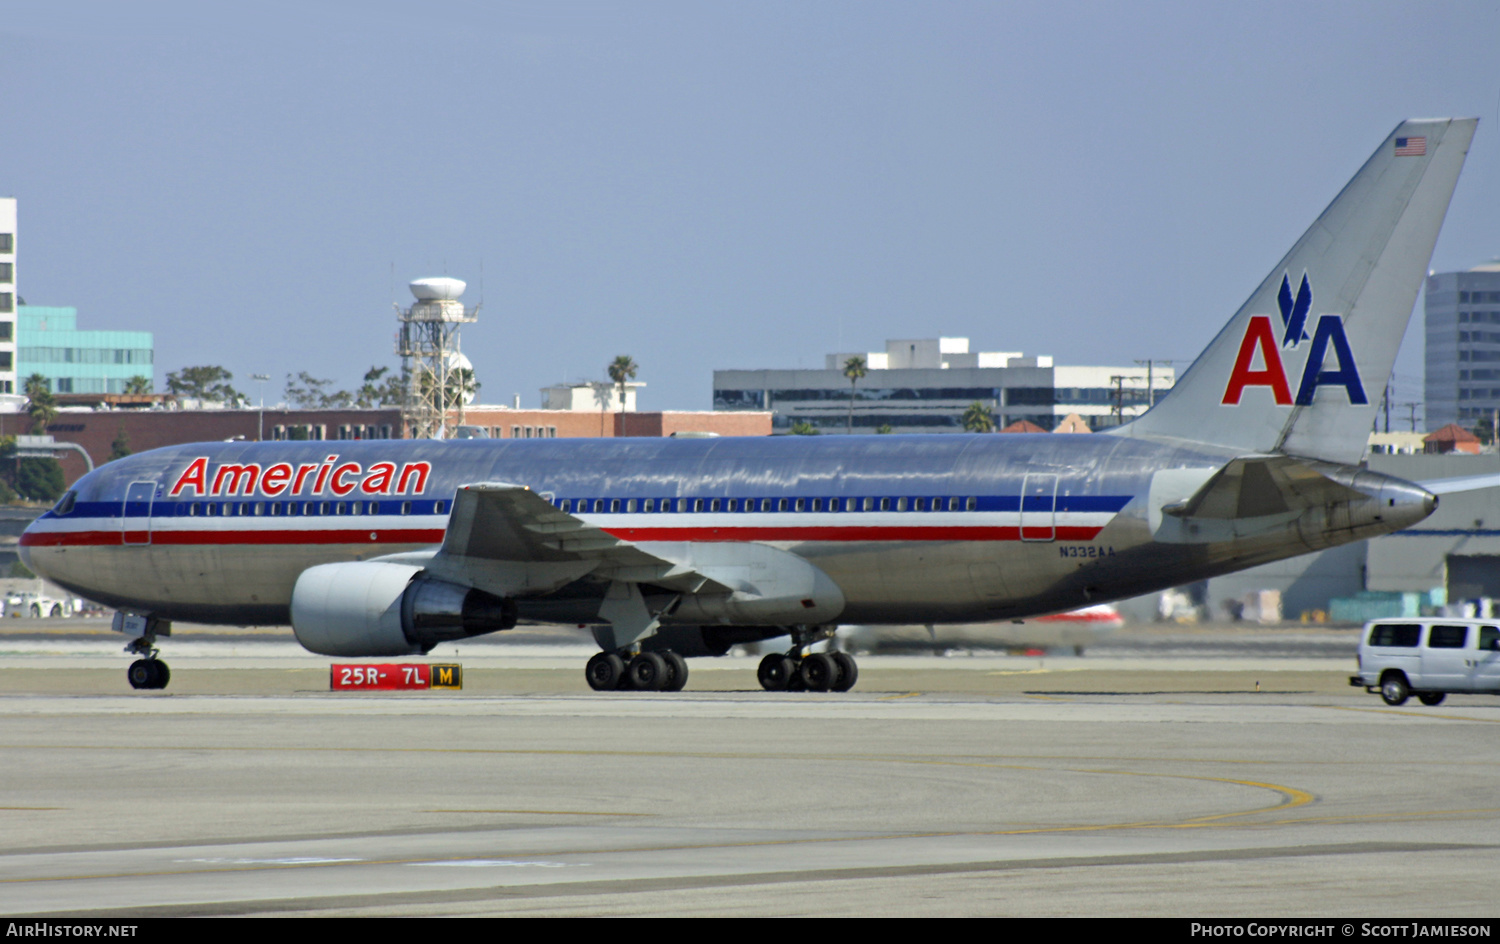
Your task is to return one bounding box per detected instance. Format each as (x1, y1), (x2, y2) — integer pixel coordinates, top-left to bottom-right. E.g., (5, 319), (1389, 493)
(1380, 673), (1410, 706)
(1418, 692), (1446, 707)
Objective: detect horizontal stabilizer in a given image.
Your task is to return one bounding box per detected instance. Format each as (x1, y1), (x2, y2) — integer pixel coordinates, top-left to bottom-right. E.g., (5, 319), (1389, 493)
(1418, 472), (1500, 496)
(1164, 456), (1369, 520)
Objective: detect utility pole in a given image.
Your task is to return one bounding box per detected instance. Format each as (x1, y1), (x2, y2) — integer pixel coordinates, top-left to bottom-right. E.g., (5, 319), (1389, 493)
(1109, 375), (1127, 424)
(251, 374), (270, 441)
(1133, 359), (1173, 407)
(1397, 402), (1420, 432)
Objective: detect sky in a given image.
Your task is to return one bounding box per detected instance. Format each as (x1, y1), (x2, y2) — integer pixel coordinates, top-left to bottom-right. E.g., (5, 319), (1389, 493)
(3, 1), (1498, 417)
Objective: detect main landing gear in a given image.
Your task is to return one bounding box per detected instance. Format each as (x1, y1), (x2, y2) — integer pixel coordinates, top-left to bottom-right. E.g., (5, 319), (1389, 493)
(757, 650), (858, 692)
(585, 650), (689, 692)
(757, 625), (859, 692)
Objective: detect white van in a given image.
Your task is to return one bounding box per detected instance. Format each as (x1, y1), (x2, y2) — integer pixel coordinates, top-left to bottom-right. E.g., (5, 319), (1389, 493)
(1351, 619), (1500, 706)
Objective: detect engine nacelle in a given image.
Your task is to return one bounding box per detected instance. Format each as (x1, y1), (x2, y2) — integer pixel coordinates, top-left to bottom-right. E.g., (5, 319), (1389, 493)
(290, 561), (517, 657)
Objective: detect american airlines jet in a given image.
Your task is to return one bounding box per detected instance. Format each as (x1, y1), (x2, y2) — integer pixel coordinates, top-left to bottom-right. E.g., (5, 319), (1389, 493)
(20, 119), (1483, 693)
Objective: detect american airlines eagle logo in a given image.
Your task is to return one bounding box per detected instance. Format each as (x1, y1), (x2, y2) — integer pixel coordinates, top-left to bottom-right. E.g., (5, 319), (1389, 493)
(1221, 274), (1368, 407)
(168, 455), (432, 498)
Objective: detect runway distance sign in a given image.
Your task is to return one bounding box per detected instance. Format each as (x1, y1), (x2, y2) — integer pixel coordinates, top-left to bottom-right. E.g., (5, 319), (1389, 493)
(330, 663), (463, 691)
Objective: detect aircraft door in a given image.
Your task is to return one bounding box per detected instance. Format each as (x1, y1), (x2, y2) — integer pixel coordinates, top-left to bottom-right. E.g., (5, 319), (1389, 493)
(122, 481), (155, 546)
(1020, 474), (1057, 542)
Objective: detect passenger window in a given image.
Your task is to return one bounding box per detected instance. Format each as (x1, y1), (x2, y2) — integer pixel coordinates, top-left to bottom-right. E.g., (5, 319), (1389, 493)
(625, 499), (636, 513)
(810, 498), (821, 512)
(1429, 625), (1469, 649)
(862, 497), (874, 511)
(966, 497), (978, 511)
(879, 498), (890, 511)
(610, 499), (620, 513)
(913, 497), (925, 511)
(189, 503), (199, 517)
(761, 498), (773, 512)
(435, 501), (446, 515)
(336, 503), (347, 515)
(710, 499), (720, 512)
(896, 497), (907, 511)
(1368, 623), (1421, 647)
(401, 501), (411, 515)
(778, 498), (789, 512)
(677, 499), (688, 513)
(693, 499), (704, 513)
(269, 503), (280, 516)
(726, 499), (736, 512)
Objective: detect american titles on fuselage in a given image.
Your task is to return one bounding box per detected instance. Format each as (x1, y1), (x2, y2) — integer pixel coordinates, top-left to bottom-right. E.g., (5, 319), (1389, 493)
(1221, 273), (1368, 407)
(168, 455), (432, 499)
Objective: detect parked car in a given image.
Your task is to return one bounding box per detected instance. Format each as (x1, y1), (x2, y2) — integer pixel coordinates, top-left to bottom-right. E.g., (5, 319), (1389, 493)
(1350, 618), (1500, 706)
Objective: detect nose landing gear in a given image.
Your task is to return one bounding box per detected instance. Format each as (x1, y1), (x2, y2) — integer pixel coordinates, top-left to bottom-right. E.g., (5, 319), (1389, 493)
(117, 613), (171, 691)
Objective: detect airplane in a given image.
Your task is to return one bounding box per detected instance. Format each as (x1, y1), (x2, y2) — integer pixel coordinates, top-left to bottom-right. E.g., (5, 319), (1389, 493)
(18, 117), (1484, 694)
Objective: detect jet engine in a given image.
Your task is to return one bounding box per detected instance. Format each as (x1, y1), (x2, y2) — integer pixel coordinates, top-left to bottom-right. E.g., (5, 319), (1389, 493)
(290, 561), (517, 657)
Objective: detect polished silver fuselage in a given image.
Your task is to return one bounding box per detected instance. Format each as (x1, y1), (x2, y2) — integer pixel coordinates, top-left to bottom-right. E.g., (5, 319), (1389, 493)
(20, 433), (1434, 628)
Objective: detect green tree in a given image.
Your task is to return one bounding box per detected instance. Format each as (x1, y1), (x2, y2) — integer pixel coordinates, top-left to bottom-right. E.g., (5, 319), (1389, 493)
(108, 426), (132, 462)
(875, 424), (894, 434)
(24, 374), (56, 433)
(355, 366), (405, 408)
(962, 401), (995, 434)
(284, 372), (352, 409)
(842, 356), (867, 434)
(445, 368), (479, 410)
(123, 375), (153, 395)
(17, 457), (64, 502)
(790, 420), (820, 435)
(166, 366), (245, 405)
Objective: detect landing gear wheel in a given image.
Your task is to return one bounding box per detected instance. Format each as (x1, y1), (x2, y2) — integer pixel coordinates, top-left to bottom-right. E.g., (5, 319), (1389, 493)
(627, 652), (668, 692)
(830, 652), (858, 692)
(757, 654), (795, 691)
(127, 659), (169, 690)
(1418, 692), (1446, 706)
(585, 652), (625, 691)
(1380, 673), (1410, 706)
(49, 604), (62, 618)
(799, 653), (837, 692)
(661, 651), (689, 692)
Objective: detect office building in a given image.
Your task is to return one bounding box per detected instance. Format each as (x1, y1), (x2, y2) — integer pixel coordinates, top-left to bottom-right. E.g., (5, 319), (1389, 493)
(1424, 258), (1500, 431)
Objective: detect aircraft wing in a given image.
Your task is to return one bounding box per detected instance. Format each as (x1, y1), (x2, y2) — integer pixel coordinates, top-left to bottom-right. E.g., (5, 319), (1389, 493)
(424, 482), (733, 595)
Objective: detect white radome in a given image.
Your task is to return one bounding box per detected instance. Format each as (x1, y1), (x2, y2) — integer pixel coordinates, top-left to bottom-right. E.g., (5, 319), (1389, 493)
(409, 277), (467, 301)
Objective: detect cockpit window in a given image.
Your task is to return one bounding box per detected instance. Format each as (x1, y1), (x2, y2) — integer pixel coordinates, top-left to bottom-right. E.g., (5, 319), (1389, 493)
(53, 491), (77, 516)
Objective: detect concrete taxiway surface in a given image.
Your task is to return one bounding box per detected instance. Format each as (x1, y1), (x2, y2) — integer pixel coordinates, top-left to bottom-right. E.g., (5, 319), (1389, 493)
(0, 620), (1497, 917)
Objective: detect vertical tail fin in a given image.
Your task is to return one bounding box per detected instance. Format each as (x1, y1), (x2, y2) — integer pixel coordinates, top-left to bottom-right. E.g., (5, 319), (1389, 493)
(1115, 118), (1477, 463)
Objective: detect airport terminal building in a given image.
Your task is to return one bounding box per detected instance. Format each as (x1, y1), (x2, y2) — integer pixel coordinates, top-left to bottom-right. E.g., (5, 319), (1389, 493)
(713, 337), (1174, 433)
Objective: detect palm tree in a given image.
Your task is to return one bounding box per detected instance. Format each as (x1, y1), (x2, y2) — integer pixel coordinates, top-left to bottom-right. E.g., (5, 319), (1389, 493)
(23, 374), (56, 434)
(843, 356), (867, 434)
(961, 401), (995, 434)
(608, 355), (638, 436)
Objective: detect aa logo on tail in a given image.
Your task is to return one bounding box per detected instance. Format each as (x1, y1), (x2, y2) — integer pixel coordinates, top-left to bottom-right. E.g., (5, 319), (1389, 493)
(1221, 274), (1368, 407)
